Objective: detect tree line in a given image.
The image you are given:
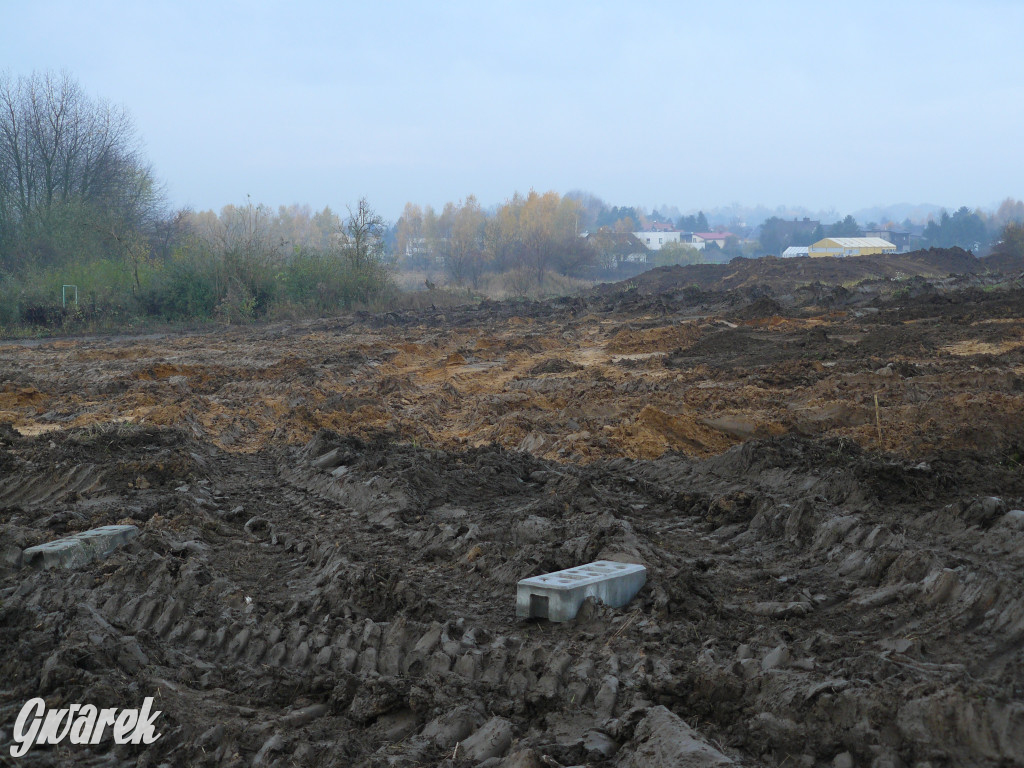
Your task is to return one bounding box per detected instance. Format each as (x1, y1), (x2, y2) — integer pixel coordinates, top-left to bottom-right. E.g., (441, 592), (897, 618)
(3, 70), (1023, 330)
(0, 71), (393, 330)
(395, 191), (594, 288)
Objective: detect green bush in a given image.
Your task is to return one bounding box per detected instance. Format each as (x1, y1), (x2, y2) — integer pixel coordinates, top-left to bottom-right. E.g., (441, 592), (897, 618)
(136, 245), (281, 322)
(0, 258), (140, 327)
(651, 242), (705, 267)
(0, 238), (395, 333)
(137, 252), (221, 319)
(282, 247), (393, 312)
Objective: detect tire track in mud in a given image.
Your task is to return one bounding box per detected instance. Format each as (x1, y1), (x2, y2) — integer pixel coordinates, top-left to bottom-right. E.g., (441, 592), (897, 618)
(0, 432), (679, 766)
(3, 426), (1024, 766)
(270, 433), (1024, 766)
(0, 463), (104, 509)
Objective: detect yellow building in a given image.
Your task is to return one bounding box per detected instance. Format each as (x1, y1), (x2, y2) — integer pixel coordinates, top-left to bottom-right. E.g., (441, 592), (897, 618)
(808, 237), (897, 258)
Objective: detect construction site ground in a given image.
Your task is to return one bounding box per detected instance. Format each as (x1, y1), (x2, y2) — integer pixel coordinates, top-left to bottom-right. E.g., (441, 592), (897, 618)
(2, 249), (1024, 767)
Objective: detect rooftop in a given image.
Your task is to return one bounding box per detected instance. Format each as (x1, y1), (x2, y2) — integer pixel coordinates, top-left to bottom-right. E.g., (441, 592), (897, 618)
(818, 237), (896, 248)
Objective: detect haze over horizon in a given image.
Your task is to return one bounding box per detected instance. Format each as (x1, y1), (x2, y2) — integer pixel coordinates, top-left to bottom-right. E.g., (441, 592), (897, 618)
(3, 0), (1022, 222)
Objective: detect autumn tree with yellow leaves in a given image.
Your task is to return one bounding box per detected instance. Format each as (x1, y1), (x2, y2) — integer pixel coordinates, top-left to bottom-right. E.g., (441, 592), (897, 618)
(395, 190), (595, 287)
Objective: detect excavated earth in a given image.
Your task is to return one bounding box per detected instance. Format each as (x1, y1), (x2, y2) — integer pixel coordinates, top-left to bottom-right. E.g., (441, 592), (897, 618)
(1, 249), (1024, 767)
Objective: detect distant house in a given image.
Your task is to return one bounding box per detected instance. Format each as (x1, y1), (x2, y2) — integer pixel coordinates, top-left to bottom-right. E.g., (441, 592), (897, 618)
(403, 236), (441, 264)
(583, 230), (648, 267)
(692, 232), (735, 249)
(678, 233), (704, 250)
(782, 246), (809, 258)
(809, 237), (896, 258)
(633, 229), (682, 251)
(863, 229), (912, 252)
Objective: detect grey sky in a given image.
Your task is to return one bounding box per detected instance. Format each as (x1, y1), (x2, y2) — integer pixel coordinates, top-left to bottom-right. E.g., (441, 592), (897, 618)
(3, 0), (1022, 221)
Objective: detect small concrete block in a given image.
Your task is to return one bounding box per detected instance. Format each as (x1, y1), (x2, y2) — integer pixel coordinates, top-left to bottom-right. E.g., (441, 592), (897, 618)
(761, 644), (791, 672)
(516, 560), (647, 622)
(23, 525), (139, 569)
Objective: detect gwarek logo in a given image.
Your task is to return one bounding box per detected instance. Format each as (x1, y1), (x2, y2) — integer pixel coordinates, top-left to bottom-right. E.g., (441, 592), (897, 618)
(10, 697), (162, 758)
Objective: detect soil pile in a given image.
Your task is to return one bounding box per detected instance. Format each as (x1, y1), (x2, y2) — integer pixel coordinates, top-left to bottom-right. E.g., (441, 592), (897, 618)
(601, 247), (987, 297)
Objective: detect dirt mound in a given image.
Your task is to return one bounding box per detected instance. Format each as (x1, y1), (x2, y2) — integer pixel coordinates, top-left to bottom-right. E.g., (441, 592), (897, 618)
(734, 295), (786, 320)
(606, 324), (703, 354)
(526, 358), (583, 375)
(979, 248), (1024, 275)
(605, 247), (983, 298)
(612, 404), (736, 458)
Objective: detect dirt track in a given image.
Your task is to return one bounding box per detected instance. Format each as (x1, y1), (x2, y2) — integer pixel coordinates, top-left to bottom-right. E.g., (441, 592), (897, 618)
(2, 250), (1024, 766)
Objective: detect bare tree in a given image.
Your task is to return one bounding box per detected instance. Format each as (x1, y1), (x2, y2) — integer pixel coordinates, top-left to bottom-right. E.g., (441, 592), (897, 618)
(0, 70), (162, 270)
(343, 197), (385, 270)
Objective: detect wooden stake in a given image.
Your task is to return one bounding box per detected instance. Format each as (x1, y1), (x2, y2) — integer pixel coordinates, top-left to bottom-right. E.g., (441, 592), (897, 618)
(874, 393), (883, 449)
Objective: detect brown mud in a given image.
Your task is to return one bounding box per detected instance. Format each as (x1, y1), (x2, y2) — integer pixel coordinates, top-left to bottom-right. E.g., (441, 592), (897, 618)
(1, 248), (1023, 766)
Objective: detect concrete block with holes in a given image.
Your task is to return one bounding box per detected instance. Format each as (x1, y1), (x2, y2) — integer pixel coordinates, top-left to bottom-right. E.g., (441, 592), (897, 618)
(516, 560), (647, 622)
(23, 525), (139, 569)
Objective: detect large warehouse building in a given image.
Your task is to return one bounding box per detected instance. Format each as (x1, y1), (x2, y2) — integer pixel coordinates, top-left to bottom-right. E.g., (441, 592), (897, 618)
(808, 237), (897, 258)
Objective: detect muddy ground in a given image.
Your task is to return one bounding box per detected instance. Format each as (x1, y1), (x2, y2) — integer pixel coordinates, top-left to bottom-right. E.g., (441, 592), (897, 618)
(1, 249), (1023, 767)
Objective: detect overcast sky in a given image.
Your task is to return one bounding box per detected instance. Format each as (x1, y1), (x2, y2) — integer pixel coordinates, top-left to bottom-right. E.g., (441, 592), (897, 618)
(3, 0), (1022, 220)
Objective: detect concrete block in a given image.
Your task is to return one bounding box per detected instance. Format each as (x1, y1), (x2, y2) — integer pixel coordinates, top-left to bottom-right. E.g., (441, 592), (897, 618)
(23, 525), (139, 569)
(516, 560), (646, 622)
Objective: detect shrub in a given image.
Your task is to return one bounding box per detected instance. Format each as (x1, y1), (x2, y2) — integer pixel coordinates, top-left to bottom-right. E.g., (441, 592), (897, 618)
(0, 203), (396, 332)
(282, 247), (393, 312)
